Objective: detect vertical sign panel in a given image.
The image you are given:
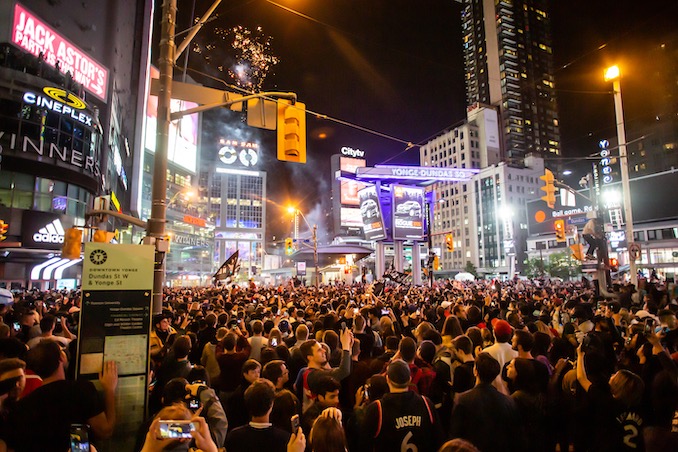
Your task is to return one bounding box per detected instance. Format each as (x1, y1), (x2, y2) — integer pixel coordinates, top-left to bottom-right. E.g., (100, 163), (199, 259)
(392, 185), (425, 240)
(78, 243), (155, 451)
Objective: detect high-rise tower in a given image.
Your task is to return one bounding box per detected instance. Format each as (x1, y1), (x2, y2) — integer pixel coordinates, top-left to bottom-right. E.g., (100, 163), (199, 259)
(458, 0), (560, 159)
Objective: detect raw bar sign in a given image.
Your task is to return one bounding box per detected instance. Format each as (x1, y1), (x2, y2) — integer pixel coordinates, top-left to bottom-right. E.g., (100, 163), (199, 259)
(10, 3), (109, 101)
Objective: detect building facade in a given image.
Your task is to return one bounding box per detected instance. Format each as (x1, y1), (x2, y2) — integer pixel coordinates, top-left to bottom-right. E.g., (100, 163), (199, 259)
(0, 0), (152, 290)
(457, 0), (560, 159)
(200, 135), (266, 280)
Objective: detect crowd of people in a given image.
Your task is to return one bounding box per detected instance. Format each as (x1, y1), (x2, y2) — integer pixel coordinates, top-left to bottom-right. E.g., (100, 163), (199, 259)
(0, 275), (677, 452)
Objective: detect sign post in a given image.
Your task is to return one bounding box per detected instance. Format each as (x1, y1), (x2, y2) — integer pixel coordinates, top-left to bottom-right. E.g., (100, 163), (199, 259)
(77, 243), (155, 451)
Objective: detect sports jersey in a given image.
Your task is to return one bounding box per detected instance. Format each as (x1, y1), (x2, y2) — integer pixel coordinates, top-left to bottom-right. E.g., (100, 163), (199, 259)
(362, 391), (443, 452)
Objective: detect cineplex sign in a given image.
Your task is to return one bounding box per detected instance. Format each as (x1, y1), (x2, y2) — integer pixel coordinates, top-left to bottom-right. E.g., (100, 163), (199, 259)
(23, 86), (93, 126)
(9, 3), (109, 100)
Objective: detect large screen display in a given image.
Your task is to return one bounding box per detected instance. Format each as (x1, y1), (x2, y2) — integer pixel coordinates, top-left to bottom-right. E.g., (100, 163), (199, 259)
(358, 186), (386, 241)
(144, 66), (199, 173)
(339, 157), (367, 206)
(392, 185), (424, 240)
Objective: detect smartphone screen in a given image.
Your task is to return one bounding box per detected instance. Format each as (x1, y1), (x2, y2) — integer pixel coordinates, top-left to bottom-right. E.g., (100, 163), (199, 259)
(270, 338), (278, 347)
(291, 414), (300, 433)
(158, 420), (195, 439)
(70, 424), (90, 452)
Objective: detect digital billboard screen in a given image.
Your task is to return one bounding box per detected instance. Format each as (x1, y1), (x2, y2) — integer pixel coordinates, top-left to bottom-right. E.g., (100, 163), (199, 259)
(145, 66), (199, 173)
(358, 186), (386, 241)
(392, 185), (424, 240)
(339, 157), (366, 206)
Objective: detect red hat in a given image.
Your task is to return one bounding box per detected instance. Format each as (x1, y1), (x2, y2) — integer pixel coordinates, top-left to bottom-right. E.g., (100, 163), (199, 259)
(491, 319), (513, 337)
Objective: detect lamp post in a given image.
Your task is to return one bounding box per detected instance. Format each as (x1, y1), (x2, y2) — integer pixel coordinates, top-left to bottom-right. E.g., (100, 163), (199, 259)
(604, 65), (638, 288)
(288, 207), (319, 287)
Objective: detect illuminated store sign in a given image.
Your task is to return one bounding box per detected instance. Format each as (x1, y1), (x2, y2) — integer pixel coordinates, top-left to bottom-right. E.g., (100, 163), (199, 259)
(11, 3), (109, 100)
(0, 131), (101, 178)
(23, 87), (93, 126)
(22, 212), (68, 250)
(218, 139), (259, 167)
(599, 140), (614, 184)
(356, 165), (479, 182)
(341, 146), (365, 158)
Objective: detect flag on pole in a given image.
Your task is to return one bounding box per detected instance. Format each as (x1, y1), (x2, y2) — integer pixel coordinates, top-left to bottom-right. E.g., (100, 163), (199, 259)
(213, 250), (240, 282)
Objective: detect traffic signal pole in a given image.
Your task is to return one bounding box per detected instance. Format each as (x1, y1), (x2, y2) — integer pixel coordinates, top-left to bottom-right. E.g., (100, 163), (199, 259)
(147, 0), (177, 314)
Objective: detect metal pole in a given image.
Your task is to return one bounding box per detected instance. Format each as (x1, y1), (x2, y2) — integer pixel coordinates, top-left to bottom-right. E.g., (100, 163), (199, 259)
(612, 78), (638, 288)
(313, 224), (318, 287)
(426, 201), (433, 287)
(147, 0), (176, 314)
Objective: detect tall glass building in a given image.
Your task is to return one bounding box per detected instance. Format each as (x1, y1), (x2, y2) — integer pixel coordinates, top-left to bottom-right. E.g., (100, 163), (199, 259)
(457, 0), (560, 159)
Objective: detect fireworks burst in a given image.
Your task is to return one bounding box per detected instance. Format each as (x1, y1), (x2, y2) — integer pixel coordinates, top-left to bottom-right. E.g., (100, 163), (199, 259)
(192, 23), (279, 92)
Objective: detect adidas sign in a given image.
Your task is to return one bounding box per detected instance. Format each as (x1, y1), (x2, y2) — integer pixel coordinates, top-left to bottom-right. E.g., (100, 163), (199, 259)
(33, 219), (65, 244)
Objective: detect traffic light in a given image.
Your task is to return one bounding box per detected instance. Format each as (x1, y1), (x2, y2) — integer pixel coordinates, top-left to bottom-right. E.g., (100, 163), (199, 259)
(540, 169), (556, 208)
(609, 257), (619, 272)
(285, 238), (294, 255)
(0, 220), (8, 242)
(277, 100), (306, 164)
(433, 255), (440, 271)
(61, 228), (82, 259)
(554, 219), (566, 242)
(93, 229), (114, 243)
(570, 244), (585, 261)
(445, 233), (454, 252)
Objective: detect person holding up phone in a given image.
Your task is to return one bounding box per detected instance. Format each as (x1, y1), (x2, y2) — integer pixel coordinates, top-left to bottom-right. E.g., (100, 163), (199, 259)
(6, 341), (118, 452)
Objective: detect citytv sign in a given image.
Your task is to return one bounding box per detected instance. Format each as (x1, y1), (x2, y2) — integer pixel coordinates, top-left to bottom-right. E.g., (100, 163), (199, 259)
(10, 3), (109, 101)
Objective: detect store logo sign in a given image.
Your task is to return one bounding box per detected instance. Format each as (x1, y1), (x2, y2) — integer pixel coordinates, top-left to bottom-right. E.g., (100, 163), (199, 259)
(33, 219), (65, 243)
(23, 87), (92, 126)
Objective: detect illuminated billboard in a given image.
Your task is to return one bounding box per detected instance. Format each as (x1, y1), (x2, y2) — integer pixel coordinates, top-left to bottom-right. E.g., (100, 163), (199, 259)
(144, 66), (199, 173)
(392, 185), (424, 240)
(358, 186), (386, 241)
(339, 157), (367, 206)
(9, 3), (109, 101)
(340, 207), (363, 228)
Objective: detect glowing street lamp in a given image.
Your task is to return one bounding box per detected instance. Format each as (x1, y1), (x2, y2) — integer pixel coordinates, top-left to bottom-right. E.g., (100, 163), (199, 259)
(604, 65), (637, 287)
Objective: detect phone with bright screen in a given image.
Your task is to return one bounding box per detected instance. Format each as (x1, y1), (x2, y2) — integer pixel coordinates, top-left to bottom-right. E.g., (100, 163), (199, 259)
(70, 424), (90, 452)
(158, 420), (196, 439)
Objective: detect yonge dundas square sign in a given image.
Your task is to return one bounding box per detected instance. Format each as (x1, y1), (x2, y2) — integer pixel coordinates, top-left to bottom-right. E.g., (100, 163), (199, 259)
(8, 3), (109, 101)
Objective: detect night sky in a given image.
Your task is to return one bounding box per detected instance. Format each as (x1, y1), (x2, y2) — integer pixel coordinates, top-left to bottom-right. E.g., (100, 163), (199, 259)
(174, 0), (678, 241)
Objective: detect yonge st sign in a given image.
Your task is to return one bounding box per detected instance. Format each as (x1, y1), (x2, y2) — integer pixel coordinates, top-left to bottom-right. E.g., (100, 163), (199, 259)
(10, 3), (109, 101)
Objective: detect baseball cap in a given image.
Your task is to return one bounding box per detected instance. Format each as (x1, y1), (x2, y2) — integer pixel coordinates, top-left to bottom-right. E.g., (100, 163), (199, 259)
(387, 359), (411, 385)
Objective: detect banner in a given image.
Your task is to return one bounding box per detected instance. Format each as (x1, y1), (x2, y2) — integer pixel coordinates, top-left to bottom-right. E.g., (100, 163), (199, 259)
(214, 250), (240, 282)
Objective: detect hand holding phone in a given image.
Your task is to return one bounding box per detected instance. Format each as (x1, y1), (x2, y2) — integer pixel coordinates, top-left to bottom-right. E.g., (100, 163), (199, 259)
(291, 414), (300, 433)
(158, 420), (196, 439)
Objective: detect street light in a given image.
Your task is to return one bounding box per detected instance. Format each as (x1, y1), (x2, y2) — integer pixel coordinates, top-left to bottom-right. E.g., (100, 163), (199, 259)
(604, 65), (638, 287)
(168, 188), (196, 206)
(288, 207), (319, 287)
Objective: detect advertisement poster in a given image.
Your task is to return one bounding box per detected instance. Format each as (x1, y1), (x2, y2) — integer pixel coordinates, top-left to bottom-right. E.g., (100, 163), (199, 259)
(358, 185), (386, 241)
(392, 185), (425, 240)
(78, 243), (154, 449)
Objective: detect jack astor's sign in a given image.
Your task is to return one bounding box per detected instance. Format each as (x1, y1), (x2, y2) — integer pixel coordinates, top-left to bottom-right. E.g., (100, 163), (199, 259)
(10, 3), (109, 101)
